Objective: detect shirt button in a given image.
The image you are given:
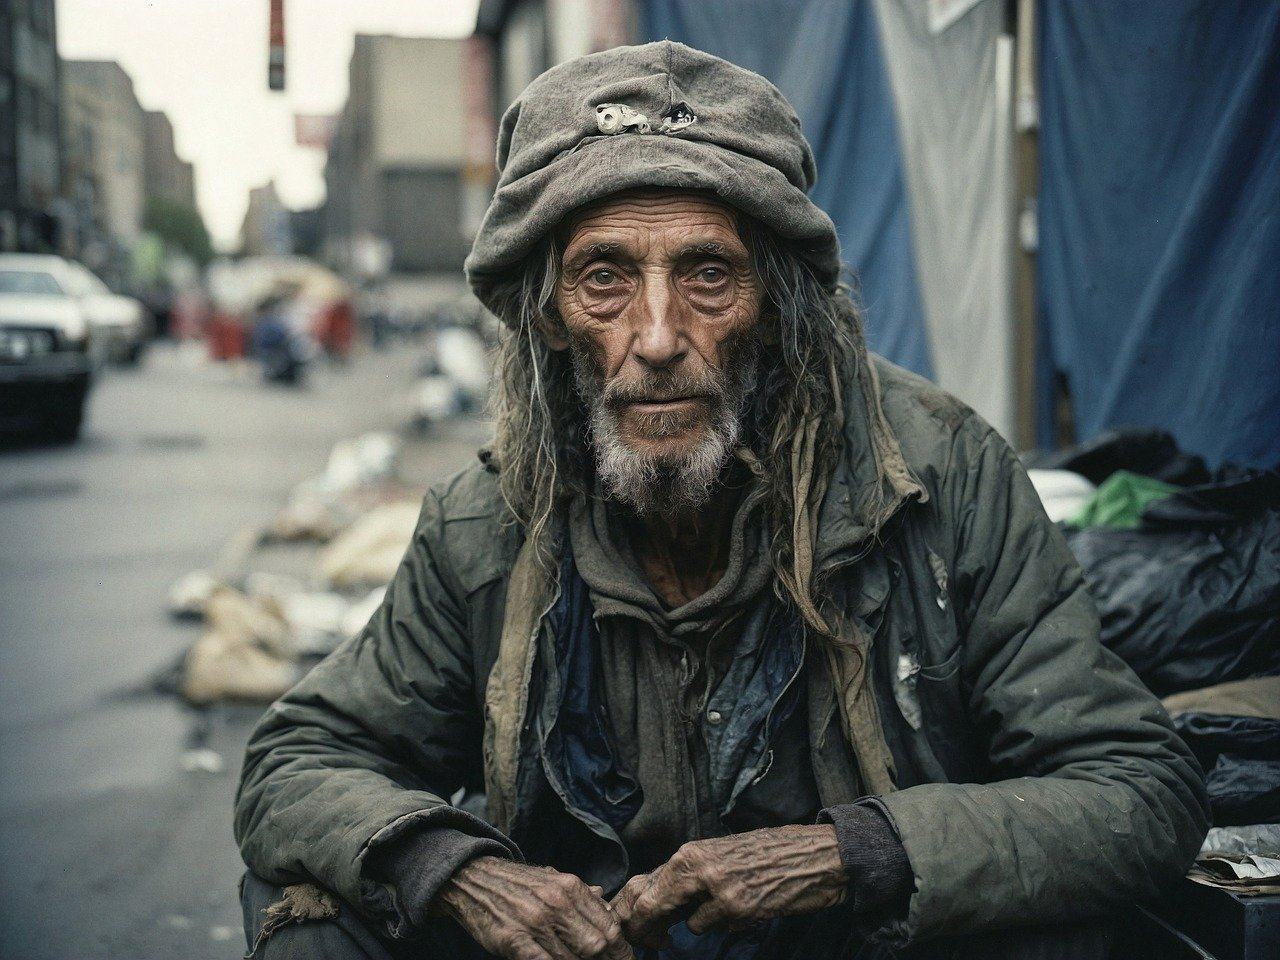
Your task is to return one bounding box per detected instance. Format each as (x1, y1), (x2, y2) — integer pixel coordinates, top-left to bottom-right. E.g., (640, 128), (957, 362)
(706, 710), (723, 725)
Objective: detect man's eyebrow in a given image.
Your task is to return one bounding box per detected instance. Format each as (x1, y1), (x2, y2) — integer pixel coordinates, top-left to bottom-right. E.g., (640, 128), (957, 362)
(676, 241), (730, 258)
(564, 241), (626, 271)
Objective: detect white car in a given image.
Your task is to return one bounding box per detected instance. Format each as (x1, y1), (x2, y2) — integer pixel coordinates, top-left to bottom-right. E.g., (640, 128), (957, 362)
(59, 258), (152, 364)
(0, 255), (95, 440)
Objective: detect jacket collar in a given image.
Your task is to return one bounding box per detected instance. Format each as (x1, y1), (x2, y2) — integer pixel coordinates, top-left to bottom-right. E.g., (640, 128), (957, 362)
(815, 354), (927, 573)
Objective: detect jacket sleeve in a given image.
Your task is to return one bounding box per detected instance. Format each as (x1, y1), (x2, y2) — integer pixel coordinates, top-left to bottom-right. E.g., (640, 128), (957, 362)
(233, 488), (520, 938)
(878, 419), (1209, 942)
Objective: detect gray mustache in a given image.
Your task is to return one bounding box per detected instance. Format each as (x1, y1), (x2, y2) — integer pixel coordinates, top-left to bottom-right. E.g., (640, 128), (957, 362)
(602, 370), (726, 409)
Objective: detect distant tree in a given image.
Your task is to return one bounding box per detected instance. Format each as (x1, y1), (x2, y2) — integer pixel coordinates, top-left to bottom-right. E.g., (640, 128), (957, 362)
(143, 194), (215, 267)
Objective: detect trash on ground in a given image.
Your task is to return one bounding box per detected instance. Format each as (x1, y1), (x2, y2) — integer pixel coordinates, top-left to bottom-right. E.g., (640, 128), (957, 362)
(434, 326), (490, 402)
(181, 628), (298, 705)
(1201, 824), (1280, 857)
(168, 570), (223, 620)
(1065, 469), (1178, 529)
(205, 586), (295, 660)
(318, 501), (420, 588)
(277, 590), (353, 656)
(413, 374), (465, 429)
(1064, 469), (1280, 697)
(180, 747), (227, 775)
(1171, 711), (1280, 827)
(1187, 853), (1280, 895)
(270, 432), (410, 542)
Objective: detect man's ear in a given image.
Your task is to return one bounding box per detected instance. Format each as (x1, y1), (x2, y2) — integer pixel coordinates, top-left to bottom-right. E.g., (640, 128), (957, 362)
(537, 311), (570, 351)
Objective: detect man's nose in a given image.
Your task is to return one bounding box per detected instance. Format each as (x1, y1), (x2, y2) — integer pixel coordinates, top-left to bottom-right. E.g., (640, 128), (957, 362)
(631, 280), (686, 369)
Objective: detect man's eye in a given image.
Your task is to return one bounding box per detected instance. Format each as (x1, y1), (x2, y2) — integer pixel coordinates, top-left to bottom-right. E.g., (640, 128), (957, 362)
(696, 267), (726, 283)
(588, 268), (617, 285)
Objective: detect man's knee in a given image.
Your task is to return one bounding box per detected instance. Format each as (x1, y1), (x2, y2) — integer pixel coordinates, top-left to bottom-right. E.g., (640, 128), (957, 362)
(240, 872), (386, 960)
(239, 872), (492, 960)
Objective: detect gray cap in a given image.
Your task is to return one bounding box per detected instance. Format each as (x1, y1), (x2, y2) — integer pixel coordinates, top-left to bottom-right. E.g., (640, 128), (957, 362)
(465, 40), (841, 317)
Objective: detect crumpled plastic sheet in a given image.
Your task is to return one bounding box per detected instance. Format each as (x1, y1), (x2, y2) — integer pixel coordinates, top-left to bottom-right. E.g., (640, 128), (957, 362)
(1188, 853), (1280, 895)
(1028, 428), (1212, 487)
(1064, 470), (1280, 696)
(1201, 824), (1280, 856)
(1172, 712), (1280, 827)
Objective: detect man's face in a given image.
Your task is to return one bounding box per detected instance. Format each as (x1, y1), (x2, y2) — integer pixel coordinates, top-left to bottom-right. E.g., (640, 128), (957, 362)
(550, 190), (764, 515)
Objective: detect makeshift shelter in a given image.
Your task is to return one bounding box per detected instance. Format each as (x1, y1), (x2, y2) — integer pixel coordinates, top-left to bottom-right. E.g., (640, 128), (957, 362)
(640, 0), (1280, 467)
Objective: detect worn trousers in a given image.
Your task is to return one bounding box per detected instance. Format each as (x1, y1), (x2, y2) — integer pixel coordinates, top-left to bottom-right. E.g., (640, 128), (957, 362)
(241, 872), (1115, 960)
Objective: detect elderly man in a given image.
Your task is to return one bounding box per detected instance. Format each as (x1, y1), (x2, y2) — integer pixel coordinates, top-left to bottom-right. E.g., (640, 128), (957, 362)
(235, 42), (1207, 960)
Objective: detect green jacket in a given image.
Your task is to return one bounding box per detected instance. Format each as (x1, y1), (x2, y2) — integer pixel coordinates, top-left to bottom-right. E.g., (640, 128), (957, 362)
(235, 357), (1208, 943)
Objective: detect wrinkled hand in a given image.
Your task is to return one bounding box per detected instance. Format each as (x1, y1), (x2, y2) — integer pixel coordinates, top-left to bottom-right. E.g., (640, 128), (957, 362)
(610, 825), (847, 949)
(437, 856), (633, 960)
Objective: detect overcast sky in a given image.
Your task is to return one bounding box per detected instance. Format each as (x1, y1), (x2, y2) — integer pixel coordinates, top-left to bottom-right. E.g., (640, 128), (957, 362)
(57, 0), (480, 250)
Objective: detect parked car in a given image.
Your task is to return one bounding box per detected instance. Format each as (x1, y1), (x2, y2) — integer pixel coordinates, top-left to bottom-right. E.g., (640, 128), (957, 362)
(0, 255), (95, 441)
(59, 259), (151, 364)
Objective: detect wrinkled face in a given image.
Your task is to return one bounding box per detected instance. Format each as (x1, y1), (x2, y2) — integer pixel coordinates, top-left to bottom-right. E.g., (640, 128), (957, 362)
(549, 190), (765, 515)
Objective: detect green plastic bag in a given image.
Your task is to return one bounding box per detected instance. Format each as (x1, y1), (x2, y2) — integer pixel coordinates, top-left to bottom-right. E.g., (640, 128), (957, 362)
(1067, 470), (1179, 530)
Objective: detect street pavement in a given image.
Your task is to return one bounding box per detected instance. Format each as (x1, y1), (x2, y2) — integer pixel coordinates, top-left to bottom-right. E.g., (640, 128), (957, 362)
(0, 337), (486, 959)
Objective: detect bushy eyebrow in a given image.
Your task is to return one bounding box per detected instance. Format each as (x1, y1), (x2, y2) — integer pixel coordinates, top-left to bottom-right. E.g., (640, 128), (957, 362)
(563, 241), (625, 273)
(562, 237), (747, 274)
(676, 241), (729, 258)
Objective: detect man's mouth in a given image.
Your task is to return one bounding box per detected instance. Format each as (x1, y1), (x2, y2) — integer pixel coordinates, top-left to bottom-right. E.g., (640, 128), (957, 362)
(623, 395), (707, 413)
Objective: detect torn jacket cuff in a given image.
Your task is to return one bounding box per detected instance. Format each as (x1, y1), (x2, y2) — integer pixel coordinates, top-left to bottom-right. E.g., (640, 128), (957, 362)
(363, 808), (520, 937)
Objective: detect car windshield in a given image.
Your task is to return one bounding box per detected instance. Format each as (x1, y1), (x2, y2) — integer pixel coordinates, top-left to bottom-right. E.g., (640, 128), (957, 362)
(65, 264), (112, 297)
(0, 270), (66, 296)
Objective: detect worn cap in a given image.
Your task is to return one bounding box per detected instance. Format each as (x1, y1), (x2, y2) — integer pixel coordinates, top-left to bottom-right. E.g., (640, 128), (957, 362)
(465, 40), (841, 318)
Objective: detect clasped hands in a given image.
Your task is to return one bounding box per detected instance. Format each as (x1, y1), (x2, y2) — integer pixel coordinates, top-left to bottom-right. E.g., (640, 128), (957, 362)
(436, 824), (847, 960)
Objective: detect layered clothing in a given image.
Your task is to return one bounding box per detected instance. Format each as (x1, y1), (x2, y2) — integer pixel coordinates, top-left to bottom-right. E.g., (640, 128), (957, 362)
(235, 354), (1208, 946)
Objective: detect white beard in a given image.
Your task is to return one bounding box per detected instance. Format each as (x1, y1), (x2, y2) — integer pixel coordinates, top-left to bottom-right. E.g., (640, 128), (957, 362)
(570, 339), (759, 520)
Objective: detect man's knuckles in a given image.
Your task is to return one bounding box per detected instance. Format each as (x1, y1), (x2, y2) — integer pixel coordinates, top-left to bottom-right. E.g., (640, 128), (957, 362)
(514, 901), (555, 931)
(671, 841), (707, 871)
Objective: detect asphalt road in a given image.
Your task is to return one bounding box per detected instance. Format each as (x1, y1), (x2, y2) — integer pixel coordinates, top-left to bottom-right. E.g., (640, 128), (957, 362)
(0, 339), (483, 959)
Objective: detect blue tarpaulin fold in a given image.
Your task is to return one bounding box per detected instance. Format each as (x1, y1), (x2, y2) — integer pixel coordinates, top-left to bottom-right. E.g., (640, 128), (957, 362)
(1038, 1), (1280, 468)
(640, 0), (935, 379)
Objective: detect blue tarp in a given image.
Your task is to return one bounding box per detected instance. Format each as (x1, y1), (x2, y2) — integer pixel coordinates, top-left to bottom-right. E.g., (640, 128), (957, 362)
(1038, 1), (1280, 469)
(640, 0), (934, 379)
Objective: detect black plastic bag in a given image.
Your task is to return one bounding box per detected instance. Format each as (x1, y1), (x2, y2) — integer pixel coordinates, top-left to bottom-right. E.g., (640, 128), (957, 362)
(1171, 713), (1280, 826)
(1029, 428), (1212, 487)
(1064, 472), (1280, 696)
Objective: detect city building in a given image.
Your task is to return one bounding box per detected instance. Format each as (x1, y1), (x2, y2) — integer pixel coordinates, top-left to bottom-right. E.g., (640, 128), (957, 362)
(239, 179), (291, 257)
(323, 35), (476, 274)
(475, 0), (637, 119)
(0, 0), (62, 252)
(143, 109), (196, 209)
(61, 59), (146, 250)
(59, 57), (107, 264)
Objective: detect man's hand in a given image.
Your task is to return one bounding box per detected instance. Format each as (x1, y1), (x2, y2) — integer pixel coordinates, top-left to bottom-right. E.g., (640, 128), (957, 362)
(610, 825), (847, 949)
(437, 856), (633, 960)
